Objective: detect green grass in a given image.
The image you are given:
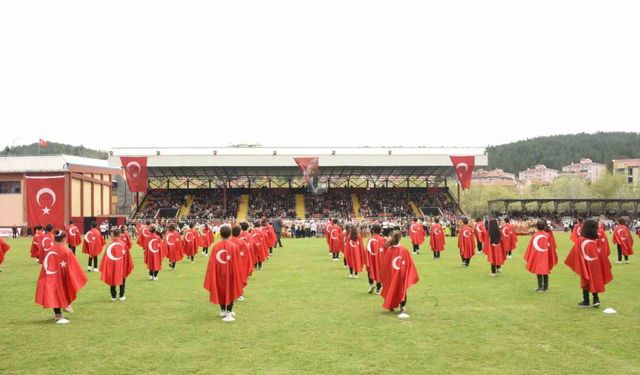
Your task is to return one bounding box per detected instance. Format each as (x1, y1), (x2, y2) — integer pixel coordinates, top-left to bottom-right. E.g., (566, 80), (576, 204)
(0, 233), (639, 374)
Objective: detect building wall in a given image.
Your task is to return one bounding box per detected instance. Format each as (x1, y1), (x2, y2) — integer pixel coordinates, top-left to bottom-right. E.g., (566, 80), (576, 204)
(0, 174), (25, 226)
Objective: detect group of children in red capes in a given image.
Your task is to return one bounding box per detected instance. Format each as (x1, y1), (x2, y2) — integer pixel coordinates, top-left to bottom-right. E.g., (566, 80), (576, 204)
(326, 218), (420, 319)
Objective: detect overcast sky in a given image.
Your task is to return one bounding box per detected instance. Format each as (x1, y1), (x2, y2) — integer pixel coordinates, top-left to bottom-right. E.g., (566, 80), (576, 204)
(1, 1), (638, 151)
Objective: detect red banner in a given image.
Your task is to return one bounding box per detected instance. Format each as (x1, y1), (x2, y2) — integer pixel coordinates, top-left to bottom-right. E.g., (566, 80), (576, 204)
(120, 156), (148, 193)
(26, 175), (66, 229)
(294, 157), (319, 183)
(450, 155), (475, 190)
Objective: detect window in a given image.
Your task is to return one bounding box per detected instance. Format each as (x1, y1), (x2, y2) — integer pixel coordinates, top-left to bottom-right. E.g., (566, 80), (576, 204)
(0, 181), (21, 194)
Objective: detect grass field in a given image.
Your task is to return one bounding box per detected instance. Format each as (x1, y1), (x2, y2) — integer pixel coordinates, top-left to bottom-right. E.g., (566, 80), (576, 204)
(0, 232), (639, 374)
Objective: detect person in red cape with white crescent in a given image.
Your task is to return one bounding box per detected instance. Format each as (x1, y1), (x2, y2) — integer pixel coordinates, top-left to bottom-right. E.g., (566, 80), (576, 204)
(203, 225), (243, 322)
(182, 223), (199, 263)
(325, 218), (334, 253)
(162, 223), (184, 271)
(484, 218), (506, 277)
(145, 226), (164, 281)
(523, 221), (558, 292)
(365, 224), (384, 294)
(30, 225), (43, 263)
(249, 222), (267, 270)
(263, 219), (277, 257)
(457, 217), (475, 267)
(230, 225), (253, 302)
(37, 224), (55, 264)
(344, 226), (365, 279)
(409, 218), (426, 255)
(597, 221), (611, 258)
(239, 222), (255, 278)
(473, 217), (487, 253)
(564, 218), (613, 308)
(119, 225), (133, 251)
(34, 230), (87, 324)
(198, 223), (215, 257)
(99, 228), (134, 301)
(0, 236), (10, 271)
(612, 217), (634, 264)
(136, 221), (152, 262)
(257, 221), (270, 262)
(379, 230), (419, 319)
(65, 221), (82, 255)
(570, 217), (583, 244)
(500, 218), (518, 259)
(341, 223), (351, 268)
(82, 222), (105, 272)
(429, 218), (446, 259)
(328, 219), (343, 262)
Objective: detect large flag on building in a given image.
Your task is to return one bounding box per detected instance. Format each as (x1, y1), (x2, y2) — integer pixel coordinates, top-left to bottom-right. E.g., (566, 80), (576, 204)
(450, 155), (475, 190)
(120, 156), (148, 193)
(26, 175), (65, 228)
(294, 157), (319, 193)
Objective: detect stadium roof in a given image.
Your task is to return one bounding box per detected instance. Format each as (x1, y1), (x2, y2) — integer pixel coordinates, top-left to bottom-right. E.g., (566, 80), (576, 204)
(108, 147), (488, 179)
(0, 155), (120, 174)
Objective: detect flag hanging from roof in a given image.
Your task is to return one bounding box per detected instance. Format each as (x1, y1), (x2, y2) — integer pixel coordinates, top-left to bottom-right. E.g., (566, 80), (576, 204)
(294, 157), (319, 194)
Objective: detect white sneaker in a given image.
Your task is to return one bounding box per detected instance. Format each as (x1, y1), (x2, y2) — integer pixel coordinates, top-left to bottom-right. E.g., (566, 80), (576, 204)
(219, 311), (227, 317)
(64, 306), (74, 313)
(615, 261), (622, 264)
(222, 314), (235, 322)
(497, 268), (502, 273)
(349, 274), (354, 279)
(238, 296), (245, 302)
(119, 296), (126, 301)
(149, 275), (154, 280)
(398, 312), (410, 319)
(190, 261), (195, 264)
(87, 267), (92, 272)
(56, 318), (71, 324)
(111, 297), (117, 301)
(508, 255), (512, 259)
(625, 260), (630, 264)
(153, 276), (159, 281)
(93, 268), (99, 272)
(228, 311), (236, 317)
(489, 273), (496, 277)
(367, 284), (376, 294)
(353, 275), (359, 279)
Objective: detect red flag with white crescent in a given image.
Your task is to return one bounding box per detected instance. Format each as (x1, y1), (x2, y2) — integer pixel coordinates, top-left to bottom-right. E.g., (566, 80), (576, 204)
(26, 175), (66, 229)
(450, 155), (475, 190)
(120, 156), (148, 193)
(293, 157), (319, 183)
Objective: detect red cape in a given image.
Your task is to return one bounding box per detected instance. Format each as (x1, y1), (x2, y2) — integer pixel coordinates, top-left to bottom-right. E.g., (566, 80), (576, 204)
(409, 223), (426, 245)
(457, 225), (475, 259)
(564, 237), (613, 293)
(82, 228), (105, 257)
(99, 239), (134, 286)
(483, 240), (506, 266)
(365, 234), (384, 282)
(162, 231), (184, 263)
(345, 236), (365, 274)
(136, 225), (151, 250)
(144, 233), (165, 271)
(429, 224), (446, 251)
(473, 222), (487, 243)
(380, 245), (419, 310)
(203, 239), (243, 305)
(239, 231), (255, 277)
(612, 225), (634, 256)
(500, 224), (517, 252)
(328, 227), (343, 254)
(0, 237), (10, 265)
(250, 230), (268, 263)
(570, 224), (582, 244)
(597, 226), (611, 257)
(182, 229), (199, 256)
(523, 231), (558, 275)
(230, 236), (253, 287)
(30, 230), (43, 259)
(38, 232), (56, 264)
(34, 243), (87, 308)
(198, 227), (215, 248)
(65, 225), (82, 247)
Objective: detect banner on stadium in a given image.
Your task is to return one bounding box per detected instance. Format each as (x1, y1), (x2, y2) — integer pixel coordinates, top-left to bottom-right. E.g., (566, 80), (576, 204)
(294, 157), (320, 194)
(26, 175), (66, 229)
(450, 155), (475, 190)
(120, 156), (148, 193)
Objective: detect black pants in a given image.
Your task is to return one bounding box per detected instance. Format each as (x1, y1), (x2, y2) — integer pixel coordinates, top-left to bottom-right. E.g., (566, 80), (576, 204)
(220, 302), (234, 312)
(490, 264), (501, 274)
(400, 296), (407, 308)
(433, 251), (441, 258)
(462, 258), (470, 266)
(311, 230), (317, 238)
(507, 251), (512, 256)
(203, 247), (209, 255)
(476, 240), (483, 252)
(332, 252), (339, 259)
(70, 246), (76, 255)
(617, 245), (629, 262)
(582, 289), (599, 304)
(269, 247), (273, 255)
(170, 262), (176, 269)
(536, 274), (549, 290)
(87, 256), (98, 268)
(53, 307), (62, 316)
(343, 257), (347, 266)
(367, 273), (382, 291)
(255, 262), (262, 269)
(276, 233), (283, 247)
(412, 244), (419, 252)
(148, 270), (159, 277)
(110, 279), (126, 298)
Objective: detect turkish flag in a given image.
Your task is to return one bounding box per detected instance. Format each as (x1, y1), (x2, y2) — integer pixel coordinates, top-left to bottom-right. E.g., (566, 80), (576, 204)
(294, 157), (319, 182)
(26, 176), (65, 229)
(120, 156), (148, 193)
(450, 156), (475, 190)
(203, 239), (243, 305)
(380, 245), (419, 310)
(39, 139), (48, 147)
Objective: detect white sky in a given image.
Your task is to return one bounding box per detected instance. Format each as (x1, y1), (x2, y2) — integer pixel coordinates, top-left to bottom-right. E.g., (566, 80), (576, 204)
(1, 1), (639, 151)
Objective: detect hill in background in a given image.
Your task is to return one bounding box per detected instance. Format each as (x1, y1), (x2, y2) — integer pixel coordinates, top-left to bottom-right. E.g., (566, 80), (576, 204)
(487, 132), (640, 173)
(1, 142), (108, 159)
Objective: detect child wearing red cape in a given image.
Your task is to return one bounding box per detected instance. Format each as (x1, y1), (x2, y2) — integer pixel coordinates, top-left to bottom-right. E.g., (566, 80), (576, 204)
(183, 223), (199, 263)
(612, 218), (634, 264)
(473, 218), (486, 252)
(199, 223), (215, 256)
(30, 225), (43, 263)
(484, 218), (506, 277)
(250, 222), (268, 270)
(65, 221), (82, 255)
(230, 225), (253, 302)
(82, 221), (105, 272)
(119, 225), (133, 251)
(163, 224), (184, 271)
(380, 231), (419, 319)
(409, 218), (426, 255)
(429, 218), (446, 259)
(365, 224), (384, 294)
(523, 220), (558, 292)
(565, 218), (613, 308)
(500, 218), (518, 258)
(37, 224), (55, 264)
(597, 222), (611, 258)
(203, 225), (242, 322)
(99, 229), (134, 301)
(328, 219), (343, 261)
(34, 230), (87, 324)
(345, 226), (365, 279)
(145, 226), (164, 281)
(457, 217), (475, 267)
(0, 236), (10, 271)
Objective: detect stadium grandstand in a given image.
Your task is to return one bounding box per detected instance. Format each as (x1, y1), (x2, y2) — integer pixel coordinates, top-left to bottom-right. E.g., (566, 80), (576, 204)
(108, 147), (488, 222)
